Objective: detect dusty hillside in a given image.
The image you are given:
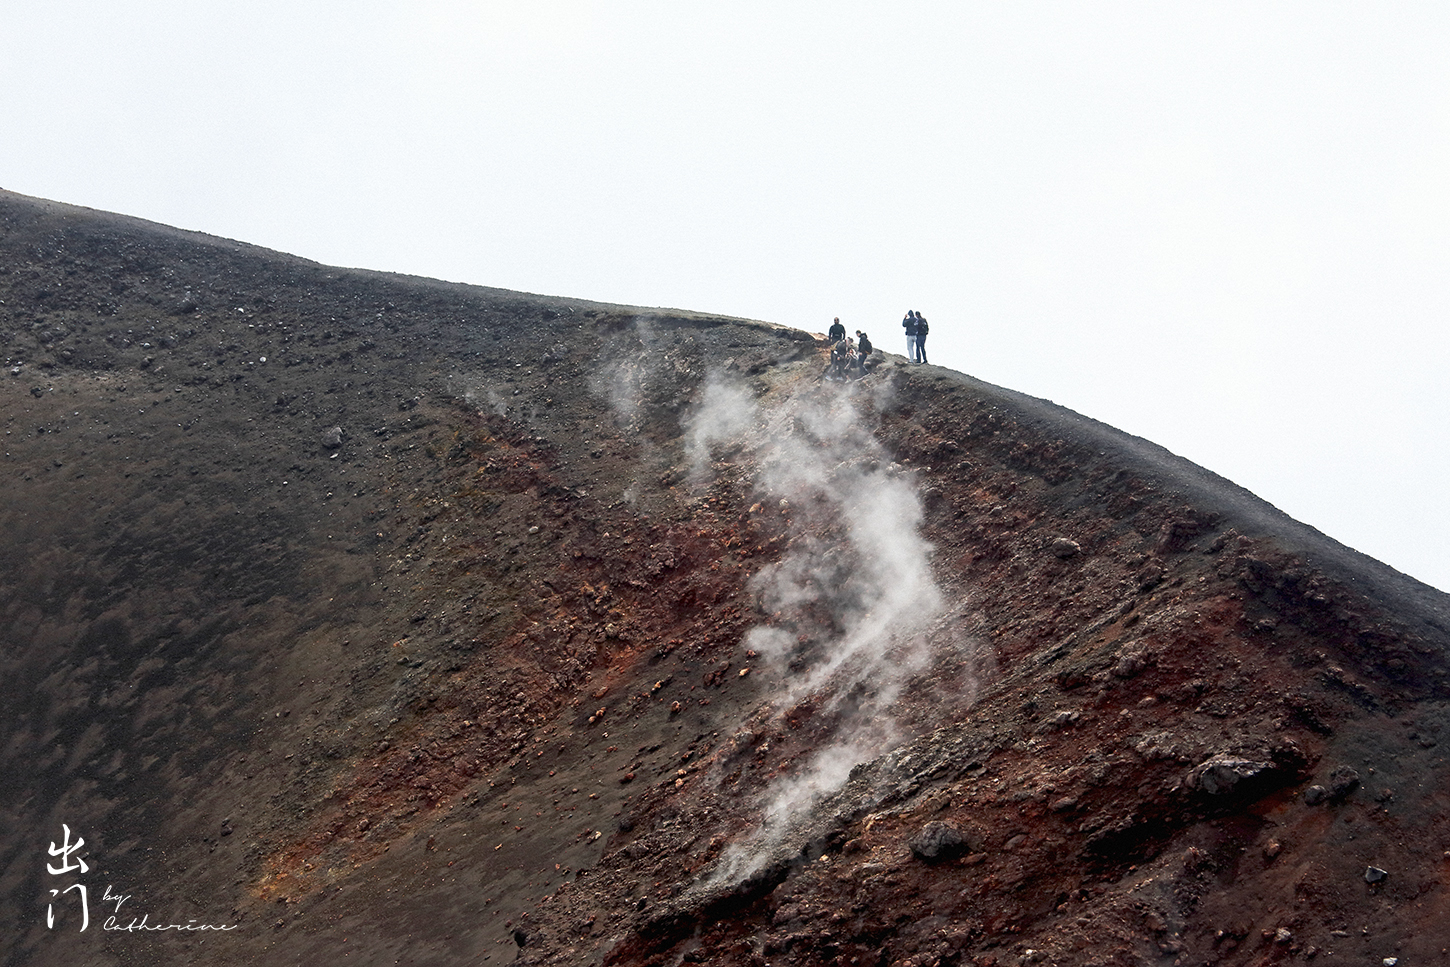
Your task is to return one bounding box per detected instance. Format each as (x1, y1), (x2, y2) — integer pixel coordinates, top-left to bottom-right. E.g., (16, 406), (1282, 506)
(2, 189), (1448, 967)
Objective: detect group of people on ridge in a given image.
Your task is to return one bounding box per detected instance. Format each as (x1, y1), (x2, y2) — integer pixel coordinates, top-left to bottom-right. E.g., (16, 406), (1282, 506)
(824, 309), (930, 380)
(825, 317), (874, 379)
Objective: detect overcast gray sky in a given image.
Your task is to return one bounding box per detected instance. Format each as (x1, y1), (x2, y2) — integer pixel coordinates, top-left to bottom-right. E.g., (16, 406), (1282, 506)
(4, 2), (1447, 592)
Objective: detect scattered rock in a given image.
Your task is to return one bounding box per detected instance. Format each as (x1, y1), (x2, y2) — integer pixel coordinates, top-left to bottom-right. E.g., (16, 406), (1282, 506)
(1137, 564), (1166, 590)
(1040, 709), (1080, 732)
(910, 821), (969, 863)
(1189, 757), (1273, 795)
(1364, 866), (1388, 883)
(1327, 766), (1361, 801)
(1049, 537), (1081, 559)
(1112, 653), (1147, 679)
(1303, 784), (1328, 805)
(322, 426), (343, 449)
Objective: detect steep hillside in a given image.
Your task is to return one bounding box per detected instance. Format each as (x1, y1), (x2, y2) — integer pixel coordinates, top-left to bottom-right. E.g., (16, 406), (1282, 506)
(3, 189), (1448, 967)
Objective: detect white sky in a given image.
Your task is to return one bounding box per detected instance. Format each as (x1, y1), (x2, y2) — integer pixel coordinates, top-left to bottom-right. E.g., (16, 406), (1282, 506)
(4, 2), (1447, 592)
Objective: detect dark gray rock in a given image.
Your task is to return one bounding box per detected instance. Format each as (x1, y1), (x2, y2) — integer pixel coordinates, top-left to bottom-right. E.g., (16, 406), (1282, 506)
(1112, 653), (1147, 679)
(1049, 537), (1081, 559)
(910, 821), (968, 863)
(1190, 757), (1273, 795)
(1327, 766), (1360, 802)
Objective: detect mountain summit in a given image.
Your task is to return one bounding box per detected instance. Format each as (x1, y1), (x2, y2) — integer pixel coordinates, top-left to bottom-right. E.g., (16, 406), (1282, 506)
(3, 189), (1447, 966)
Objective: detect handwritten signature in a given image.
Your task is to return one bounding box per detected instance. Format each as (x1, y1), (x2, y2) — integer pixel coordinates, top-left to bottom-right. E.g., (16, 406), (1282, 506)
(46, 826), (239, 933)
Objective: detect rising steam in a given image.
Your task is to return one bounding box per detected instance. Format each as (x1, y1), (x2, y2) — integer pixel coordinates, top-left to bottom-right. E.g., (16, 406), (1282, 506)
(685, 373), (948, 885)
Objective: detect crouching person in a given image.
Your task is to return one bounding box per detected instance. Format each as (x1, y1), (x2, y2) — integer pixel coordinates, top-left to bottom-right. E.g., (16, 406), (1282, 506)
(855, 331), (875, 376)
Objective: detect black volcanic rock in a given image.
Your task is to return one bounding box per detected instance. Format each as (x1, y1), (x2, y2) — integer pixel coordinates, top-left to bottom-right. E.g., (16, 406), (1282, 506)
(1188, 756), (1274, 795)
(909, 821), (970, 862)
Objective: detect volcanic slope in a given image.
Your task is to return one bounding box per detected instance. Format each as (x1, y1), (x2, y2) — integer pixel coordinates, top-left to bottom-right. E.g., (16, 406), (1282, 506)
(2, 188), (1448, 967)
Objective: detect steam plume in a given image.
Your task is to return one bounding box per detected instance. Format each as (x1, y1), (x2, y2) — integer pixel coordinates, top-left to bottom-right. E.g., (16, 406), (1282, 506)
(685, 374), (948, 884)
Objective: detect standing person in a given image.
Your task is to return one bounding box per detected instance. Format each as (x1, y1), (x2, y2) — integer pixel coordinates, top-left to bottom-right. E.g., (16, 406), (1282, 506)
(913, 311), (929, 364)
(902, 310), (918, 362)
(828, 317), (846, 342)
(829, 336), (851, 380)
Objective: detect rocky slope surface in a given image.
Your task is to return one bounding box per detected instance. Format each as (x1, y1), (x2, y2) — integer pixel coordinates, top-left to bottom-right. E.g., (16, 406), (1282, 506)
(3, 189), (1448, 966)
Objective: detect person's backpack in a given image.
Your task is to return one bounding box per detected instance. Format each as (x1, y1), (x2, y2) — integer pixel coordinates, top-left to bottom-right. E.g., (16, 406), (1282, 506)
(859, 335), (873, 355)
(915, 315), (929, 335)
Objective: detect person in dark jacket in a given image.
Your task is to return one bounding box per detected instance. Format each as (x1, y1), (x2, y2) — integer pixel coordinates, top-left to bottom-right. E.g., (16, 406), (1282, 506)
(902, 310), (918, 361)
(913, 311), (929, 363)
(855, 331), (873, 374)
(827, 337), (853, 380)
(828, 317), (846, 342)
